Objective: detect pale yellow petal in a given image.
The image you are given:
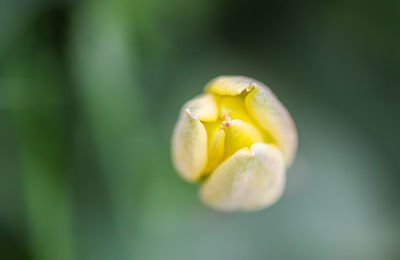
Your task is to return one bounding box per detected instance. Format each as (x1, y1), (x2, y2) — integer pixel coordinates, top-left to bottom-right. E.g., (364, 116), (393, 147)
(223, 119), (264, 160)
(200, 143), (285, 211)
(204, 76), (256, 96)
(184, 93), (218, 122)
(203, 122), (226, 173)
(172, 109), (208, 182)
(245, 86), (297, 167)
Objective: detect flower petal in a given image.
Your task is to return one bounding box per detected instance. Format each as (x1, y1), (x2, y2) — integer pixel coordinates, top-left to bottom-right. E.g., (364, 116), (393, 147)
(203, 122), (226, 173)
(245, 85), (298, 167)
(172, 109), (208, 182)
(200, 143), (285, 211)
(219, 95), (254, 123)
(184, 93), (218, 122)
(223, 119), (264, 160)
(204, 76), (256, 96)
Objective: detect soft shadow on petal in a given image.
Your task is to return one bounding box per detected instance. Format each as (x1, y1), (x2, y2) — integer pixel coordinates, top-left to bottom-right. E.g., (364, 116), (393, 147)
(200, 143), (285, 211)
(172, 109), (208, 182)
(245, 86), (298, 167)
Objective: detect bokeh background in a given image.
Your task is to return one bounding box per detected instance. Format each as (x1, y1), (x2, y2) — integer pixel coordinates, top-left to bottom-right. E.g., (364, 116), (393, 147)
(1, 0), (399, 259)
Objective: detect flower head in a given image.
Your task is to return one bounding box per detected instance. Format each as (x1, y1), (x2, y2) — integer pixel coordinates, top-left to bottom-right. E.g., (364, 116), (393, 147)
(172, 76), (297, 211)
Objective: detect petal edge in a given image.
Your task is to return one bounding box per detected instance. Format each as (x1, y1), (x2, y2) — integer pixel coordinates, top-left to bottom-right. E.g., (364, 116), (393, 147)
(200, 142), (285, 211)
(172, 109), (208, 182)
(245, 85), (298, 167)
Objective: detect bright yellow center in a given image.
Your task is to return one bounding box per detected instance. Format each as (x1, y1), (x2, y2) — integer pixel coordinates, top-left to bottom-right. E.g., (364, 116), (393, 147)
(201, 93), (273, 175)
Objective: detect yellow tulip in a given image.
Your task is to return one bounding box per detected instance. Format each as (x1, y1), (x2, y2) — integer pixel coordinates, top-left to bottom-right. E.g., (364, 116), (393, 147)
(172, 76), (297, 211)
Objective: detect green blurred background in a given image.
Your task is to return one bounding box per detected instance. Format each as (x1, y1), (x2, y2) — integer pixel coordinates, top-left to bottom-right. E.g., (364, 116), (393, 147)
(1, 0), (399, 259)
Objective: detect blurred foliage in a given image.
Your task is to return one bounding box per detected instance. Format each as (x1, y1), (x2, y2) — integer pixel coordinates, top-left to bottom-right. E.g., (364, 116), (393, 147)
(0, 0), (399, 259)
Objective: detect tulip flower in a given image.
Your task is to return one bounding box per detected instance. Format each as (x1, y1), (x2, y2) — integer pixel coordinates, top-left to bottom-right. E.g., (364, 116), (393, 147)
(172, 76), (297, 211)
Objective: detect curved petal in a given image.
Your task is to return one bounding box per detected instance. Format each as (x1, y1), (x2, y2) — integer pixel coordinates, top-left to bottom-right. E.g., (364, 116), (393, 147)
(200, 143), (285, 211)
(219, 95), (254, 123)
(172, 109), (208, 182)
(245, 85), (298, 167)
(203, 122), (226, 173)
(204, 76), (256, 96)
(184, 93), (218, 122)
(223, 119), (264, 160)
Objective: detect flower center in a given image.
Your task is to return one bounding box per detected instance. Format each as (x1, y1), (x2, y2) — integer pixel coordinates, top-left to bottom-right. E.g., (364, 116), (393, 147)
(202, 95), (266, 174)
(220, 113), (232, 129)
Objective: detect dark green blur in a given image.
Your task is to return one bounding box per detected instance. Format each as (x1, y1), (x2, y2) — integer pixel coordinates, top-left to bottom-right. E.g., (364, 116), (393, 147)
(1, 0), (399, 259)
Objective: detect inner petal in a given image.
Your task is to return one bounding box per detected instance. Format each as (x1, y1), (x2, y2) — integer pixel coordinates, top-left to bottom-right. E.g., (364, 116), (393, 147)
(219, 94), (276, 148)
(203, 122), (226, 174)
(219, 95), (254, 124)
(223, 119), (264, 160)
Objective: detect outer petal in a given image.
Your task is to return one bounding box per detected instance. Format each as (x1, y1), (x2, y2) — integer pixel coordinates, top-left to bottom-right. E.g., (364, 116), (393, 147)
(205, 76), (256, 96)
(245, 85), (298, 167)
(200, 143), (285, 211)
(184, 93), (218, 122)
(172, 109), (208, 182)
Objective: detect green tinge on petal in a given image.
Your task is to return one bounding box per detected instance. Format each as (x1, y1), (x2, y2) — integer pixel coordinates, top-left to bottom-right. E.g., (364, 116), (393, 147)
(184, 93), (218, 122)
(172, 109), (208, 182)
(245, 86), (298, 167)
(200, 143), (285, 211)
(204, 76), (256, 96)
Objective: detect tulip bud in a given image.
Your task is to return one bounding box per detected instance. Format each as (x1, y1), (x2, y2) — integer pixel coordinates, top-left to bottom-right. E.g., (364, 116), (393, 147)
(172, 76), (297, 211)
